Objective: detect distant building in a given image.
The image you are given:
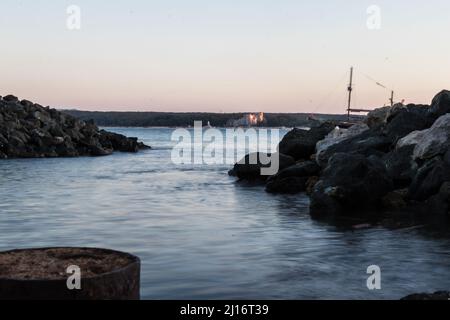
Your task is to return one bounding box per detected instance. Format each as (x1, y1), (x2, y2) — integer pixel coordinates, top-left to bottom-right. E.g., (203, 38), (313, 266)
(227, 112), (266, 127)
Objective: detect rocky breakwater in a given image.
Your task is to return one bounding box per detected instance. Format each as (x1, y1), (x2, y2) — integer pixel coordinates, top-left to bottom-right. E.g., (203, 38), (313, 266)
(229, 90), (450, 224)
(0, 95), (150, 159)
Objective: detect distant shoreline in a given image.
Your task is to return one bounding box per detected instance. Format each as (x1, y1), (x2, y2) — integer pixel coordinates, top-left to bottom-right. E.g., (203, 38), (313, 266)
(63, 110), (365, 128)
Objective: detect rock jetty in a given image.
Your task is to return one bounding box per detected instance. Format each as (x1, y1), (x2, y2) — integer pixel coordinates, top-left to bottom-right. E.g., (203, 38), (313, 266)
(230, 90), (450, 223)
(0, 95), (150, 159)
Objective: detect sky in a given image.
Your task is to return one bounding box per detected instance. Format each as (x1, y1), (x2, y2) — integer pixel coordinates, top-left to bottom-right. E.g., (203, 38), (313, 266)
(0, 0), (449, 113)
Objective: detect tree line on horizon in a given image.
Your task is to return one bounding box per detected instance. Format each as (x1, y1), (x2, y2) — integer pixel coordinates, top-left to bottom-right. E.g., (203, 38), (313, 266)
(63, 110), (359, 127)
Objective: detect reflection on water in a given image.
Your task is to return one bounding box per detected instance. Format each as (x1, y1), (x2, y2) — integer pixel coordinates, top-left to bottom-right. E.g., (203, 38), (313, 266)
(0, 128), (449, 299)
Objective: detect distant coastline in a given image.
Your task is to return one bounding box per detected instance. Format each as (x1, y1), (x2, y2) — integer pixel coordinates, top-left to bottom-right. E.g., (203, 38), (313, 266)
(63, 110), (365, 128)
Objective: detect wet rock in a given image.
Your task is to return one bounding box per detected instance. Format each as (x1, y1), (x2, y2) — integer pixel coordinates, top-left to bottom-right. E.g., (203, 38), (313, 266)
(310, 153), (394, 218)
(425, 182), (450, 218)
(266, 176), (309, 194)
(429, 90), (450, 117)
(401, 291), (450, 300)
(382, 189), (408, 210)
(278, 122), (335, 161)
(230, 152), (295, 181)
(305, 176), (320, 195)
(408, 157), (450, 201)
(383, 145), (417, 188)
(265, 161), (320, 194)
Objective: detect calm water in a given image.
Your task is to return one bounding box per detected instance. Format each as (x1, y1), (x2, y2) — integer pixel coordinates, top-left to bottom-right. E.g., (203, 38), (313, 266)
(0, 127), (449, 299)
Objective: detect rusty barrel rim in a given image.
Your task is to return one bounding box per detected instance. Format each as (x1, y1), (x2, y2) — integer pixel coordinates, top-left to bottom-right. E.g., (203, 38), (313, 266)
(0, 247), (141, 282)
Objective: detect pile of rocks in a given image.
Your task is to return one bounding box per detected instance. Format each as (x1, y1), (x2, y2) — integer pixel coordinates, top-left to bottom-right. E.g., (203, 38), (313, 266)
(0, 95), (150, 159)
(230, 90), (450, 222)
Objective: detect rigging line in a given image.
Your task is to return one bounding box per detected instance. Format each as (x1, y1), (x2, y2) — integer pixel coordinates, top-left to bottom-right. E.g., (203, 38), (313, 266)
(310, 71), (349, 114)
(358, 71), (390, 91)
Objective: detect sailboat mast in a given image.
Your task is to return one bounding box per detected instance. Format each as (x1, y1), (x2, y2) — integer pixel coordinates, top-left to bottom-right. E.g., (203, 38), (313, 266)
(347, 67), (354, 121)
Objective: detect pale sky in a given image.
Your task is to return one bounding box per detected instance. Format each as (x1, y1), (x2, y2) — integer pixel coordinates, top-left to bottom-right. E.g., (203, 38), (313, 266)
(1, 0), (449, 113)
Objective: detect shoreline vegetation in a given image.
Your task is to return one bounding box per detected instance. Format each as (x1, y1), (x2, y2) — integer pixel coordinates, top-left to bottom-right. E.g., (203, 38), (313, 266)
(64, 109), (364, 128)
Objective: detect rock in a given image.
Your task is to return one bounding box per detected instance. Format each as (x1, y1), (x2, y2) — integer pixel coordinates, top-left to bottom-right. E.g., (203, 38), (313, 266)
(316, 128), (391, 167)
(0, 96), (150, 159)
(408, 157), (450, 201)
(383, 145), (418, 188)
(384, 104), (434, 143)
(306, 176), (319, 195)
(429, 90), (450, 117)
(266, 176), (309, 194)
(278, 122), (335, 160)
(425, 182), (450, 218)
(316, 123), (369, 164)
(382, 189), (408, 210)
(397, 113), (450, 161)
(2, 95), (19, 102)
(20, 100), (34, 108)
(230, 152), (295, 181)
(310, 153), (394, 218)
(265, 161), (320, 194)
(366, 106), (390, 128)
(401, 291), (450, 300)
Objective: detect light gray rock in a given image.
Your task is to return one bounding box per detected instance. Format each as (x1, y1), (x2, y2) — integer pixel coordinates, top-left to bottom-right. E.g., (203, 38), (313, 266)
(315, 123), (369, 165)
(397, 113), (450, 160)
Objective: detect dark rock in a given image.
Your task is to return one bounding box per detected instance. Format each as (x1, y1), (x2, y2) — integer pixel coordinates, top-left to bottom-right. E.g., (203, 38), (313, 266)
(278, 122), (335, 160)
(0, 96), (150, 159)
(20, 100), (34, 108)
(230, 152), (295, 181)
(266, 176), (309, 194)
(384, 104), (434, 143)
(316, 128), (391, 167)
(383, 145), (417, 188)
(310, 153), (394, 218)
(2, 95), (19, 102)
(382, 189), (408, 210)
(306, 176), (320, 195)
(366, 106), (390, 128)
(409, 158), (450, 201)
(425, 182), (450, 218)
(430, 90), (450, 117)
(401, 291), (450, 300)
(265, 161), (320, 194)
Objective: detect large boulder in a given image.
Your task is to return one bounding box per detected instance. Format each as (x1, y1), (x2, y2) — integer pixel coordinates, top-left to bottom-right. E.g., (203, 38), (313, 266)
(383, 104), (434, 143)
(429, 90), (450, 117)
(366, 106), (390, 128)
(402, 291), (450, 301)
(310, 153), (394, 218)
(382, 145), (418, 188)
(229, 152), (295, 181)
(397, 113), (450, 161)
(408, 157), (450, 201)
(265, 161), (320, 194)
(278, 122), (335, 161)
(316, 128), (391, 167)
(315, 123), (369, 165)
